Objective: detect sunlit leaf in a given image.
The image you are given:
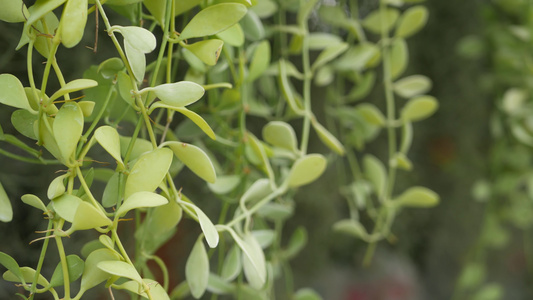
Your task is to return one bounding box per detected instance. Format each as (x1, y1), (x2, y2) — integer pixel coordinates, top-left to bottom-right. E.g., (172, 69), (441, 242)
(21, 194), (47, 212)
(334, 43), (380, 72)
(95, 126), (124, 168)
(287, 154), (327, 188)
(49, 79), (98, 102)
(78, 101), (95, 117)
(308, 33), (343, 50)
(393, 186), (439, 208)
(0, 74), (34, 112)
(262, 121), (298, 152)
(49, 255), (84, 287)
(114, 279), (170, 299)
(52, 194), (82, 222)
(59, 0), (88, 48)
(124, 41), (146, 83)
(47, 174), (67, 200)
(124, 148), (173, 199)
(395, 6), (428, 38)
(24, 0), (66, 32)
(116, 191), (168, 218)
(183, 39), (224, 66)
(97, 261), (143, 284)
(400, 95), (438, 122)
(250, 0), (277, 18)
(191, 205), (219, 248)
(0, 0), (28, 22)
(143, 81), (205, 107)
(164, 141), (216, 183)
(390, 38), (408, 80)
(179, 4), (248, 41)
(208, 175), (241, 195)
(112, 26), (157, 53)
(149, 104), (215, 139)
(53, 102), (84, 161)
(72, 201), (112, 230)
(333, 219), (368, 239)
(186, 238), (209, 299)
(216, 23), (245, 47)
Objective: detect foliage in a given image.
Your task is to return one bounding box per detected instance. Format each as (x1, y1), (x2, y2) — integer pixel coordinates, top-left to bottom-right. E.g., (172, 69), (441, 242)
(0, 0), (438, 299)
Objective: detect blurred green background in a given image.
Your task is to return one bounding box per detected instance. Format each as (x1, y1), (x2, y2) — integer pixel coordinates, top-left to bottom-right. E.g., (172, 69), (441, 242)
(2, 0), (532, 299)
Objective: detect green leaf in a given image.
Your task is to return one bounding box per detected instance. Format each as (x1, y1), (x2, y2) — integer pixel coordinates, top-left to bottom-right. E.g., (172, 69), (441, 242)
(98, 57), (125, 79)
(119, 136), (153, 161)
(11, 109), (37, 140)
(59, 0), (88, 48)
(115, 191), (168, 218)
(346, 71), (376, 102)
(216, 23), (245, 47)
(24, 0), (66, 31)
(179, 4), (248, 41)
(95, 126), (124, 168)
(49, 79), (98, 102)
(0, 74), (34, 111)
(363, 155), (386, 198)
(502, 88), (526, 115)
(114, 279), (170, 299)
(183, 39), (224, 66)
(221, 245), (242, 281)
(191, 205), (219, 248)
(287, 154), (327, 188)
(0, 0), (28, 22)
(39, 116), (63, 162)
(3, 266), (49, 288)
(53, 102), (84, 161)
(400, 122), (413, 154)
(49, 255), (85, 287)
(47, 174), (67, 200)
(124, 148), (173, 199)
(144, 81), (205, 107)
(311, 120), (345, 155)
(186, 238), (209, 299)
(395, 6), (428, 38)
(102, 172), (119, 208)
(164, 141), (216, 183)
(308, 33), (343, 50)
(257, 202), (294, 221)
(355, 103), (386, 126)
(72, 201), (112, 230)
(52, 194), (82, 222)
(97, 261), (143, 284)
(247, 41), (271, 82)
(112, 26), (157, 53)
(207, 175), (241, 195)
(393, 75), (432, 98)
(241, 178), (273, 205)
(117, 71), (135, 106)
(149, 104), (215, 139)
(262, 121), (298, 152)
(294, 288), (324, 300)
(400, 95), (438, 122)
(278, 60), (305, 114)
(334, 43), (380, 72)
(391, 152), (413, 171)
(78, 101), (95, 117)
(241, 10), (265, 41)
(312, 43), (349, 71)
(250, 0), (277, 18)
(252, 230), (275, 249)
(124, 41), (146, 83)
(241, 233), (266, 289)
(458, 262), (485, 289)
(362, 8), (400, 34)
(207, 273), (235, 294)
(0, 183), (12, 223)
(21, 194), (48, 212)
(175, 0), (203, 15)
(333, 219), (368, 239)
(0, 252), (24, 284)
(390, 38), (408, 80)
(471, 284), (503, 300)
(393, 186), (439, 208)
(284, 227), (307, 259)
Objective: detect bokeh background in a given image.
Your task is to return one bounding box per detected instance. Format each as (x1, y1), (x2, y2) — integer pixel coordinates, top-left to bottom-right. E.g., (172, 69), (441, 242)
(1, 0), (531, 299)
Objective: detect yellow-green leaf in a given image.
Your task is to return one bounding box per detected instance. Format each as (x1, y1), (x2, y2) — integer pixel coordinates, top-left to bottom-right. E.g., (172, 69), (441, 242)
(179, 4), (248, 41)
(262, 121), (298, 152)
(0, 74), (34, 112)
(115, 191), (168, 218)
(393, 186), (439, 208)
(164, 141), (216, 183)
(287, 154), (327, 188)
(0, 183), (12, 223)
(395, 6), (428, 38)
(186, 237), (209, 299)
(143, 81), (205, 107)
(401, 95), (438, 122)
(0, 0), (28, 23)
(390, 38), (408, 80)
(311, 120), (345, 155)
(362, 8), (400, 34)
(124, 148), (173, 199)
(247, 41), (271, 82)
(363, 155), (386, 198)
(355, 103), (386, 126)
(72, 201), (112, 230)
(393, 75), (432, 98)
(49, 79), (98, 102)
(53, 102), (84, 162)
(95, 126), (124, 168)
(149, 104), (215, 140)
(216, 23), (245, 47)
(59, 0), (88, 48)
(183, 39), (224, 66)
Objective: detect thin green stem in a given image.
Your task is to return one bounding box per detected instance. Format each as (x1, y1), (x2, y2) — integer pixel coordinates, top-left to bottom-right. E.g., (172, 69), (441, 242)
(28, 220), (53, 300)
(76, 165), (102, 208)
(54, 229), (70, 300)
